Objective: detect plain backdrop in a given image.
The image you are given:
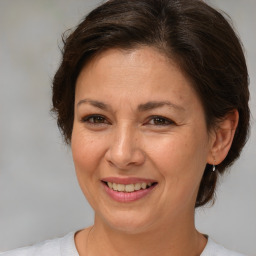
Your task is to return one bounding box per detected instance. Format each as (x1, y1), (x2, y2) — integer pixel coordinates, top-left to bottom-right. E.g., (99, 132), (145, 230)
(0, 0), (255, 255)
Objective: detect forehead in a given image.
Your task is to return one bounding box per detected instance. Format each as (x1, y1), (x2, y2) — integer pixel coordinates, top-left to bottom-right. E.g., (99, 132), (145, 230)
(90, 47), (172, 67)
(75, 47), (199, 109)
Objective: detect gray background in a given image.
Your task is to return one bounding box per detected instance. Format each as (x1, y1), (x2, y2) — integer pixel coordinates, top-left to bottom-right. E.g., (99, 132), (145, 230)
(0, 0), (255, 255)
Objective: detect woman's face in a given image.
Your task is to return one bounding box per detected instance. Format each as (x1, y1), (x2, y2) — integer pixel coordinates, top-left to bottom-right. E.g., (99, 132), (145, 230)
(72, 47), (214, 233)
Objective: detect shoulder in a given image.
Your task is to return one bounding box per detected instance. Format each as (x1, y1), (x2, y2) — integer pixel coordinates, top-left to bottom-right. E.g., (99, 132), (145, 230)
(0, 232), (78, 256)
(201, 237), (246, 256)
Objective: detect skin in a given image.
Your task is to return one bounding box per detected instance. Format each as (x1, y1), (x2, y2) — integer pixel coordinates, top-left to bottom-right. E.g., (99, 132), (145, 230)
(71, 47), (238, 256)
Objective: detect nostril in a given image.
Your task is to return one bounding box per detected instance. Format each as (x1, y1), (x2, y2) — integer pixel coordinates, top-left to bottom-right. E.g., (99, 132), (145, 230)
(105, 149), (146, 170)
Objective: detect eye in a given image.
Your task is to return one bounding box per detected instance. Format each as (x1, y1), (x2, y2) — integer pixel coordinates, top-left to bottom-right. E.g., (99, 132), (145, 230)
(147, 116), (174, 126)
(81, 115), (110, 125)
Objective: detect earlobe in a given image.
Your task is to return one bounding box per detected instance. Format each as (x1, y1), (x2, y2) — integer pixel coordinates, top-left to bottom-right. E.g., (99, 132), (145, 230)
(208, 110), (239, 165)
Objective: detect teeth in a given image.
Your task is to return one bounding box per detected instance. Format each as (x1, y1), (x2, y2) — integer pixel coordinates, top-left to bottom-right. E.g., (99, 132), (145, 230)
(117, 184), (125, 192)
(107, 182), (113, 189)
(141, 182), (147, 189)
(134, 183), (141, 191)
(112, 183), (118, 191)
(125, 184), (134, 192)
(106, 182), (154, 192)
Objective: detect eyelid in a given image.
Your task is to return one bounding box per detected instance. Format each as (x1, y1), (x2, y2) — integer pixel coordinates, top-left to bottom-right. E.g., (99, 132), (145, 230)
(80, 114), (175, 126)
(145, 115), (175, 126)
(81, 114), (111, 125)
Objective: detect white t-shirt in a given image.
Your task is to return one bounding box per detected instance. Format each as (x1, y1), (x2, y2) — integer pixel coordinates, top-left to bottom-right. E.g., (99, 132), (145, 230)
(0, 232), (245, 256)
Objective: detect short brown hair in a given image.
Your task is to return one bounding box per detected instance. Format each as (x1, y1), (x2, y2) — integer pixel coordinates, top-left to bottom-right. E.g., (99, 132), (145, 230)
(52, 0), (250, 207)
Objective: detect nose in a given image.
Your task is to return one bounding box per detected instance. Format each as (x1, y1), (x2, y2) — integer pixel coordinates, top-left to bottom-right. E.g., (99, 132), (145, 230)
(105, 124), (145, 170)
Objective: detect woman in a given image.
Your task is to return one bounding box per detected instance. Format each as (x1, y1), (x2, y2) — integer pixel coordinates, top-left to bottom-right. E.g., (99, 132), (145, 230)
(1, 0), (250, 255)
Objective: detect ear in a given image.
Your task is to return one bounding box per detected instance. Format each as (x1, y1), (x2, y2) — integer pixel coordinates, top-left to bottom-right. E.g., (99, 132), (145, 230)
(207, 110), (239, 165)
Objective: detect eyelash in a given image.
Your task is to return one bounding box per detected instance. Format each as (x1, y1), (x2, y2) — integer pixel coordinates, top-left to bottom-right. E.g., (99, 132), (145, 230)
(146, 115), (175, 126)
(81, 114), (174, 127)
(81, 115), (110, 125)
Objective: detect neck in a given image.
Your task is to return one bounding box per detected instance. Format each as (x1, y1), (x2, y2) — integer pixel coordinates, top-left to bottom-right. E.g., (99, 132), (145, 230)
(77, 211), (207, 256)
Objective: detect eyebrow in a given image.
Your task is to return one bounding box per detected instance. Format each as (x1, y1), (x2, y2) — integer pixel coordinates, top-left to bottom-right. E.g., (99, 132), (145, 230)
(77, 99), (184, 112)
(138, 101), (185, 112)
(77, 99), (110, 110)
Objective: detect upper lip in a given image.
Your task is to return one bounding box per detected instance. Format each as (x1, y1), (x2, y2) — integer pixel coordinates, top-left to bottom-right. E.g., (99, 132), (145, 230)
(101, 177), (157, 185)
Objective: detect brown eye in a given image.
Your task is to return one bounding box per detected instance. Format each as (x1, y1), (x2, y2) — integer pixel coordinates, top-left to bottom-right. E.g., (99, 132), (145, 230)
(148, 116), (174, 126)
(82, 115), (109, 124)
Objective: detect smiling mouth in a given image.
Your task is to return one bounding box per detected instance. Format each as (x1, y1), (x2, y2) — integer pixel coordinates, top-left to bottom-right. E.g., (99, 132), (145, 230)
(102, 181), (157, 193)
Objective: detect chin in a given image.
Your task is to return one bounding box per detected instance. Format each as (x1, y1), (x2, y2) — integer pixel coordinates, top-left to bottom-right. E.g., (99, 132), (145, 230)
(96, 208), (157, 234)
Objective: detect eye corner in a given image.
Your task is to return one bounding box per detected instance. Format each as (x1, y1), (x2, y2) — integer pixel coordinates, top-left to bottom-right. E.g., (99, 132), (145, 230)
(81, 114), (111, 126)
(145, 115), (175, 126)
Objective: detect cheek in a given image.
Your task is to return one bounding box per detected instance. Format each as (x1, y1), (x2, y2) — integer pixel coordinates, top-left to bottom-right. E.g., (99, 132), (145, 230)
(146, 133), (203, 170)
(71, 127), (108, 208)
(153, 136), (208, 214)
(146, 132), (208, 191)
(71, 128), (104, 177)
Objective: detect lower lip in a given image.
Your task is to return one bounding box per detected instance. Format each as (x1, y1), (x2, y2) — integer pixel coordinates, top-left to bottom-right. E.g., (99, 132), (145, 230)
(102, 183), (156, 203)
